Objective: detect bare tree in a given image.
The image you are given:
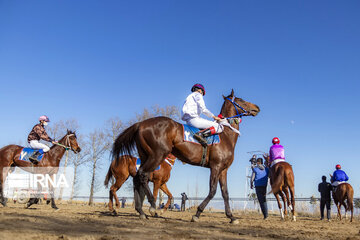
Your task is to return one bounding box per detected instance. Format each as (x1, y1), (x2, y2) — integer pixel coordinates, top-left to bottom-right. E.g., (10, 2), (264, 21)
(68, 134), (89, 201)
(87, 130), (107, 205)
(47, 120), (65, 141)
(52, 119), (80, 200)
(133, 105), (180, 122)
(105, 117), (126, 155)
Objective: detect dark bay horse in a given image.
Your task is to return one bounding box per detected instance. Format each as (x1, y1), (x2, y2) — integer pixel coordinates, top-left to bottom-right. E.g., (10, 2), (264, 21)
(264, 156), (296, 221)
(104, 154), (176, 215)
(112, 90), (260, 223)
(330, 180), (354, 222)
(0, 130), (81, 209)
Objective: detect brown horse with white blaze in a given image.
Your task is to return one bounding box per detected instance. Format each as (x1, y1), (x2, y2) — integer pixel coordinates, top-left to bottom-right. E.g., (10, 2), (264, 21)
(104, 154), (176, 215)
(264, 155), (296, 221)
(0, 130), (81, 209)
(112, 90), (260, 223)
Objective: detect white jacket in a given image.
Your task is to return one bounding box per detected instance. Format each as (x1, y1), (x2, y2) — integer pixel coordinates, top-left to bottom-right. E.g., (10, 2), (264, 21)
(181, 92), (215, 121)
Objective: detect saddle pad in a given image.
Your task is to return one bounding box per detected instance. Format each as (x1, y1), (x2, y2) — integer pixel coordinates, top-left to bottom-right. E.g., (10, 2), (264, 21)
(19, 148), (44, 162)
(183, 124), (220, 145)
(136, 158), (160, 171)
(270, 159), (285, 168)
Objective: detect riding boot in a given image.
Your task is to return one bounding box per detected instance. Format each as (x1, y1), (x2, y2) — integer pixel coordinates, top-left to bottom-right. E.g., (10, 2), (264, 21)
(29, 151), (41, 164)
(327, 209), (331, 220)
(193, 127), (216, 147)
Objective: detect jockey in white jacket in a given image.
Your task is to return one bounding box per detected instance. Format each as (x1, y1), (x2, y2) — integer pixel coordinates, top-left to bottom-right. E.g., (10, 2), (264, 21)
(181, 84), (223, 146)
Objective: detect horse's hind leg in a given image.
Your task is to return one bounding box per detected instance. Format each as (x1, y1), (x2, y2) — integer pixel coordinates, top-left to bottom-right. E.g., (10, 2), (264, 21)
(342, 201), (348, 220)
(350, 203), (354, 222)
(336, 203), (342, 220)
(137, 151), (169, 217)
(152, 181), (160, 209)
(289, 186), (296, 221)
(133, 172), (147, 219)
(275, 193), (284, 220)
(138, 170), (157, 217)
(279, 191), (288, 218)
(159, 183), (173, 213)
(283, 188), (291, 210)
(109, 176), (128, 214)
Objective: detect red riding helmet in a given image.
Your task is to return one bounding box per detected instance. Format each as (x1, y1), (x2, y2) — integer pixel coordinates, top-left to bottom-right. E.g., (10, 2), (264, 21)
(336, 164), (341, 170)
(272, 137), (280, 144)
(191, 83), (206, 95)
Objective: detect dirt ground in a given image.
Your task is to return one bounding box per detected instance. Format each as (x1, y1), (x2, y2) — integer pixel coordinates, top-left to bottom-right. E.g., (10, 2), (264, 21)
(0, 202), (359, 240)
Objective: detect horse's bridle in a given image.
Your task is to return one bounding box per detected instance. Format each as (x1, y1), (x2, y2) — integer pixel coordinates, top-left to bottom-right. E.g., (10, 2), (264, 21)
(54, 134), (78, 153)
(225, 97), (249, 119)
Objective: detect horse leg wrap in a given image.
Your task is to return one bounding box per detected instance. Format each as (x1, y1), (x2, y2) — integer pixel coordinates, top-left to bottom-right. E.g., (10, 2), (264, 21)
(280, 209), (284, 219)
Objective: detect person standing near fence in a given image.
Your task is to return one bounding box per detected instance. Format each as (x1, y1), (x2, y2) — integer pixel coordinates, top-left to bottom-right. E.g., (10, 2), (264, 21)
(250, 158), (269, 220)
(121, 197), (126, 208)
(318, 176), (332, 221)
(181, 192), (188, 211)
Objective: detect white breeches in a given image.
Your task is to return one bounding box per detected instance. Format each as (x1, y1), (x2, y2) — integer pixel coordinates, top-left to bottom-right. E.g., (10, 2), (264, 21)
(186, 117), (224, 133)
(29, 140), (50, 152)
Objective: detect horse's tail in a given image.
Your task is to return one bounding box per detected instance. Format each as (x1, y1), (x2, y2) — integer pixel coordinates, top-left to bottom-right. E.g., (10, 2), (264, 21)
(269, 166), (285, 194)
(104, 165), (113, 188)
(112, 122), (140, 162)
(346, 185), (354, 211)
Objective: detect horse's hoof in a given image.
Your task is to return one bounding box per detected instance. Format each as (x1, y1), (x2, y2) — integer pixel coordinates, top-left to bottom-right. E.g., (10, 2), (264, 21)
(149, 207), (156, 217)
(292, 216), (297, 222)
(230, 219), (239, 225)
(112, 210), (117, 216)
(191, 215), (199, 222)
(54, 208), (60, 212)
(139, 214), (147, 220)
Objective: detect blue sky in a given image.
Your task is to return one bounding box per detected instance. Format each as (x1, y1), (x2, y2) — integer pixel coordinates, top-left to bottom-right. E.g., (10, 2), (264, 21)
(1, 1), (359, 199)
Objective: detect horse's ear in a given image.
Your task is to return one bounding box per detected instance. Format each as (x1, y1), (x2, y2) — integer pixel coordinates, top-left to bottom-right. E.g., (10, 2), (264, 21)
(223, 94), (226, 99)
(67, 129), (70, 134)
(230, 89), (234, 97)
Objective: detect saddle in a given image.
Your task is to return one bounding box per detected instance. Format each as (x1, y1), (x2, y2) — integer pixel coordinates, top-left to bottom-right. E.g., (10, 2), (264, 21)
(182, 124), (220, 145)
(183, 124), (220, 167)
(19, 148), (44, 162)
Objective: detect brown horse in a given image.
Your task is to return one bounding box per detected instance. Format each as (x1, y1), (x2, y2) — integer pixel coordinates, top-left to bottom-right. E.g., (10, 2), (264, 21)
(264, 156), (296, 221)
(0, 130), (81, 209)
(330, 181), (354, 222)
(112, 90), (260, 223)
(104, 154), (176, 215)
